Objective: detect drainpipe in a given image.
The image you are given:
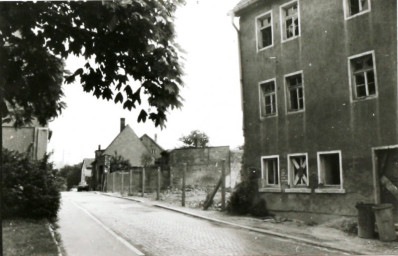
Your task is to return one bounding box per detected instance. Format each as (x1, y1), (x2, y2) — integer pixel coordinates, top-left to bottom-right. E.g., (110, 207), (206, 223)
(230, 13), (246, 138)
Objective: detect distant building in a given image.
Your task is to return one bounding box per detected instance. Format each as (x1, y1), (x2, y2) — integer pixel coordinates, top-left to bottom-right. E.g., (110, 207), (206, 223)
(92, 118), (163, 190)
(233, 0), (398, 222)
(79, 158), (94, 188)
(2, 119), (50, 160)
(140, 134), (164, 160)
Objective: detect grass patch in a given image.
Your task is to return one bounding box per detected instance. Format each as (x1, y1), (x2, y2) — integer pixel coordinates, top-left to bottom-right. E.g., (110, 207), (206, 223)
(3, 219), (59, 256)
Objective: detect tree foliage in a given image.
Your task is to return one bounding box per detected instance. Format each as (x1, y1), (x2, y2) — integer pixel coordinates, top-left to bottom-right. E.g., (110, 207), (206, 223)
(140, 151), (154, 166)
(179, 130), (209, 148)
(0, 0), (184, 127)
(110, 152), (132, 172)
(59, 162), (82, 190)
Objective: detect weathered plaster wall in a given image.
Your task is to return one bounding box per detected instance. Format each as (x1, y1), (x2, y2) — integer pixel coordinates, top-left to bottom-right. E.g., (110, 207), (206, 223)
(2, 126), (48, 160)
(239, 0), (397, 220)
(169, 147), (231, 188)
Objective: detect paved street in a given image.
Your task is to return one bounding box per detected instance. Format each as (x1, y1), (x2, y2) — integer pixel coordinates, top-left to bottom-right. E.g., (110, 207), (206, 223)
(58, 192), (342, 256)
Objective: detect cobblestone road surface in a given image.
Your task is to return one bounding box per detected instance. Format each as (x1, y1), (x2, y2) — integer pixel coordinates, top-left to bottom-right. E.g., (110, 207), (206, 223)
(60, 192), (343, 256)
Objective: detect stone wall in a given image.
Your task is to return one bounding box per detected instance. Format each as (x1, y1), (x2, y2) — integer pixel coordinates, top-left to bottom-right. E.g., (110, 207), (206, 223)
(169, 146), (242, 189)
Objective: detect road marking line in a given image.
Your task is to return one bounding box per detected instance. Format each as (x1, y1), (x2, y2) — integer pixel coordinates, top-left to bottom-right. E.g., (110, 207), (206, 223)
(71, 200), (145, 256)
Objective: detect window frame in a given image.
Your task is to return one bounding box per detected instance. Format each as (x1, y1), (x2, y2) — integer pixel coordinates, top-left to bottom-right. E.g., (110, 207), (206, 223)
(260, 155), (281, 190)
(284, 71), (305, 114)
(259, 78), (278, 119)
(343, 0), (371, 20)
(255, 10), (274, 52)
(280, 0), (301, 43)
(316, 150), (345, 193)
(348, 51), (378, 102)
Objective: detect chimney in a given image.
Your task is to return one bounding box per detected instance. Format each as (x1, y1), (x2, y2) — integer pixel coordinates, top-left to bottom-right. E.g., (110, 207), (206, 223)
(154, 134), (158, 142)
(120, 118), (125, 132)
(98, 145), (101, 150)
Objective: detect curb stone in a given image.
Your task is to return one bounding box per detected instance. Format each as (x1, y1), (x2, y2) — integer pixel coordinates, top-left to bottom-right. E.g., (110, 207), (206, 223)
(97, 192), (368, 255)
(47, 221), (63, 256)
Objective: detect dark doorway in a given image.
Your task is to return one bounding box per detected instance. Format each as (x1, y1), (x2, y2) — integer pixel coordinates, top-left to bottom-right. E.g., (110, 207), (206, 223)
(376, 148), (398, 222)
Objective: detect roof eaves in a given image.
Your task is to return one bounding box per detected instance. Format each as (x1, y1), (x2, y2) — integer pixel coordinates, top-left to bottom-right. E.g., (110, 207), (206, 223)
(232, 0), (260, 16)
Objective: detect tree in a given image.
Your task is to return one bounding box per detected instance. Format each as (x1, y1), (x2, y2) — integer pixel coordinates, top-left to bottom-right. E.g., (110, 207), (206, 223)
(59, 162), (82, 190)
(141, 152), (154, 166)
(110, 152), (132, 173)
(179, 130), (209, 148)
(0, 0), (185, 127)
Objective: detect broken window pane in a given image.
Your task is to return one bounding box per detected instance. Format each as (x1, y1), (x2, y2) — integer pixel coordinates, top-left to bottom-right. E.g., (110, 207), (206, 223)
(355, 73), (365, 86)
(320, 153), (341, 185)
(349, 0), (360, 15)
(367, 71), (376, 95)
(261, 27), (272, 48)
(286, 19), (294, 38)
(258, 15), (272, 49)
(290, 89), (299, 110)
(349, 0), (369, 16)
(283, 2), (299, 40)
(286, 74), (304, 111)
(356, 84), (367, 98)
(360, 0), (369, 11)
(261, 81), (276, 116)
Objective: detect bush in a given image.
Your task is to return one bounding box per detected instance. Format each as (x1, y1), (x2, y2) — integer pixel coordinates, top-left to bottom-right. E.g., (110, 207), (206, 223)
(2, 149), (61, 219)
(227, 167), (268, 216)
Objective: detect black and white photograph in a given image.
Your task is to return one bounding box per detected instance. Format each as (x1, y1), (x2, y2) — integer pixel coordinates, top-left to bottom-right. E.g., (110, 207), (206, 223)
(1, 0), (398, 255)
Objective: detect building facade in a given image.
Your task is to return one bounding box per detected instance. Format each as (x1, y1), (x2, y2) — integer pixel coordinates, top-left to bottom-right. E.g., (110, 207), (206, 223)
(233, 0), (398, 222)
(92, 118), (163, 190)
(2, 120), (49, 160)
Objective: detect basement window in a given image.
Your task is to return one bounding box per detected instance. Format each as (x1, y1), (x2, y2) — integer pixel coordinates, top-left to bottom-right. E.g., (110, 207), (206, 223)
(256, 11), (273, 51)
(259, 79), (277, 117)
(349, 52), (377, 101)
(345, 0), (370, 18)
(280, 0), (300, 42)
(261, 156), (280, 186)
(285, 72), (304, 112)
(316, 151), (345, 193)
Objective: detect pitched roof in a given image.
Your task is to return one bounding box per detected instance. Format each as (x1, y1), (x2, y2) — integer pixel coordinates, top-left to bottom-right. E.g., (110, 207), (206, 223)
(140, 134), (164, 151)
(83, 158), (95, 167)
(103, 125), (149, 166)
(232, 0), (260, 15)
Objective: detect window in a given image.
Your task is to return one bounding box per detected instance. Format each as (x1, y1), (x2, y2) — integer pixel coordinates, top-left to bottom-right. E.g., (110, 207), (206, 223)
(288, 154), (309, 187)
(316, 151), (345, 193)
(256, 12), (273, 50)
(345, 0), (370, 18)
(348, 52), (377, 100)
(285, 72), (304, 112)
(261, 156), (279, 186)
(259, 79), (277, 117)
(280, 1), (300, 42)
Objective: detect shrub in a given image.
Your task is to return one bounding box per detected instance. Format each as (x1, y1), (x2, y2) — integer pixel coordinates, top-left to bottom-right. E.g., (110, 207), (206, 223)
(227, 167), (268, 216)
(2, 149), (61, 219)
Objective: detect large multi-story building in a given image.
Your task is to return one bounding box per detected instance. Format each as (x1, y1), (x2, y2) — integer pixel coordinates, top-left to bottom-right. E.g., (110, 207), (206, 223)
(233, 0), (398, 222)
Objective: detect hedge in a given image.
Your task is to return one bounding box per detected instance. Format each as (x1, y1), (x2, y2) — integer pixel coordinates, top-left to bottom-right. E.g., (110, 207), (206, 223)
(2, 149), (61, 219)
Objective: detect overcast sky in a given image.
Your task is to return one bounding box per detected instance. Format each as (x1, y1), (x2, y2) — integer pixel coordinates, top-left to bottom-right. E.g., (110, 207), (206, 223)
(48, 0), (243, 168)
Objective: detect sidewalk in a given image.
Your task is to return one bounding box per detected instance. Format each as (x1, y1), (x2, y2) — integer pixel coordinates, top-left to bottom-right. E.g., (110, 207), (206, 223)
(100, 192), (398, 255)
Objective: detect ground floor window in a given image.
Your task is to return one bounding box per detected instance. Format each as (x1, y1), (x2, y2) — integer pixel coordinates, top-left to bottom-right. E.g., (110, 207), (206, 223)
(317, 151), (343, 188)
(288, 154), (309, 187)
(261, 156), (280, 186)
